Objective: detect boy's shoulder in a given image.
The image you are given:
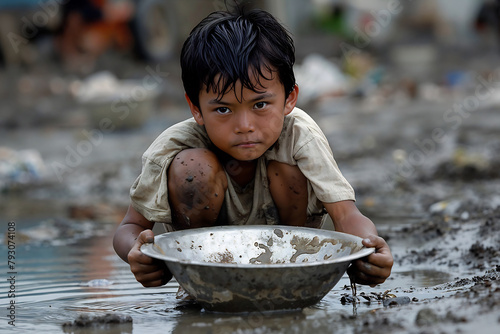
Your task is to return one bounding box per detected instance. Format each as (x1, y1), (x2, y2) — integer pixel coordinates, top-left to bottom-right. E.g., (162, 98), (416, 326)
(152, 117), (207, 144)
(266, 107), (329, 162)
(142, 117), (211, 166)
(283, 107), (327, 142)
(286, 107), (316, 124)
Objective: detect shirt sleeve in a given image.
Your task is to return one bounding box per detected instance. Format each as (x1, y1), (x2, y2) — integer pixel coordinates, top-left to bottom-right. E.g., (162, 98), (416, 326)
(129, 119), (211, 223)
(295, 135), (355, 203)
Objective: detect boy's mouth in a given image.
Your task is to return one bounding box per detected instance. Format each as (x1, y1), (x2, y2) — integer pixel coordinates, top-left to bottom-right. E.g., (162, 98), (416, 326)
(235, 141), (259, 148)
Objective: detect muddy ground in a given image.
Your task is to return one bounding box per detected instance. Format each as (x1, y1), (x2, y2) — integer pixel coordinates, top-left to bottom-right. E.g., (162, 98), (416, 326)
(1, 43), (500, 332)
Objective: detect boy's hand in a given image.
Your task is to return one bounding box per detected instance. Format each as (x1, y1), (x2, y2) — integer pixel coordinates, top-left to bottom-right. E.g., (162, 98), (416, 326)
(127, 230), (172, 287)
(347, 235), (393, 287)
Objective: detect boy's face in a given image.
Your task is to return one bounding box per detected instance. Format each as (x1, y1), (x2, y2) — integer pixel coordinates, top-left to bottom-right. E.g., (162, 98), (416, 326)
(187, 69), (298, 162)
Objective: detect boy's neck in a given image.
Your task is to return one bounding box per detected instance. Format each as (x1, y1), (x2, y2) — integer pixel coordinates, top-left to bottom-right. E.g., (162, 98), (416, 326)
(217, 151), (257, 188)
(225, 159), (257, 188)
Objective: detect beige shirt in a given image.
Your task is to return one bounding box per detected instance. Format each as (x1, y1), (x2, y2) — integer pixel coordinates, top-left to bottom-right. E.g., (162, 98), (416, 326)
(130, 107), (355, 227)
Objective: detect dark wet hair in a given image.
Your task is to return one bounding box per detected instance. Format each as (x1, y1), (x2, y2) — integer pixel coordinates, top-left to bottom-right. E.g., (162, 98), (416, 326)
(180, 7), (296, 108)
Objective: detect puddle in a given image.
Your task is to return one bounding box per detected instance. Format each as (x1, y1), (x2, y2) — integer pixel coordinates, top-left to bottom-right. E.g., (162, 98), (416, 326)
(394, 269), (453, 287)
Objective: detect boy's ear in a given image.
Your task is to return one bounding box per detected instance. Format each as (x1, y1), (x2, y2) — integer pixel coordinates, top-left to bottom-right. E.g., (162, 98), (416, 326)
(284, 84), (299, 115)
(185, 93), (204, 125)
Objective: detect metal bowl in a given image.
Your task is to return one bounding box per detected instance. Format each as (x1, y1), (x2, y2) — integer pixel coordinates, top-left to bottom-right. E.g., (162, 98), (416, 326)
(141, 225), (374, 313)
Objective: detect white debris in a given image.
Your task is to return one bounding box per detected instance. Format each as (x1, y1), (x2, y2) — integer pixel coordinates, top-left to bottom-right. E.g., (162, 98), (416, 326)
(429, 200), (462, 216)
(0, 147), (46, 189)
(295, 54), (349, 104)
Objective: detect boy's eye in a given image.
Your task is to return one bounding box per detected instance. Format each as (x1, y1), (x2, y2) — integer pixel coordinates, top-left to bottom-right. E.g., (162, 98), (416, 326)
(216, 107), (231, 114)
(254, 102), (267, 109)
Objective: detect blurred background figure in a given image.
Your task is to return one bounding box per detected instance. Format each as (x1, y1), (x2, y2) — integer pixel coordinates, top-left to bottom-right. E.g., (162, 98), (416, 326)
(475, 0), (500, 46)
(56, 0), (135, 72)
(0, 0), (180, 72)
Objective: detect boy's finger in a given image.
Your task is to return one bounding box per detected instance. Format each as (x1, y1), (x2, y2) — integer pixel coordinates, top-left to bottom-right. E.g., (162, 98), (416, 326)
(367, 252), (394, 269)
(362, 235), (386, 250)
(141, 278), (166, 288)
(348, 262), (387, 286)
(351, 272), (386, 286)
(134, 267), (164, 283)
(130, 250), (156, 265)
(361, 235), (393, 268)
(132, 261), (172, 287)
(136, 230), (155, 245)
(352, 258), (387, 278)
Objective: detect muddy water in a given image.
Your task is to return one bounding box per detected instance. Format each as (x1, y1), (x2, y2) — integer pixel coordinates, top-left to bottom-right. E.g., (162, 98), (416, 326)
(0, 216), (454, 334)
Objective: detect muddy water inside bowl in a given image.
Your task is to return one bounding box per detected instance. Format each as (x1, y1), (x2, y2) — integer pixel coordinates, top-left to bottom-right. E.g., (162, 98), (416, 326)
(249, 242), (272, 264)
(249, 230), (345, 264)
(289, 235), (361, 263)
(246, 235), (360, 264)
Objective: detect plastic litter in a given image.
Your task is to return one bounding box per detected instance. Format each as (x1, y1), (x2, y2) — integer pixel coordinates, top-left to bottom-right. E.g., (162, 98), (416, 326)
(0, 147), (46, 190)
(295, 54), (349, 104)
(73, 71), (160, 129)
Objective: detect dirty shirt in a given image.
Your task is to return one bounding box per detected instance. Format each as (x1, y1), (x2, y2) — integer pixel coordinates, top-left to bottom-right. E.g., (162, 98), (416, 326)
(130, 107), (355, 230)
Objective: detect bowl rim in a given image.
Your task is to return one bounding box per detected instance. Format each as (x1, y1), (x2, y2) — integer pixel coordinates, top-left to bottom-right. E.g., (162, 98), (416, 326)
(140, 225), (375, 268)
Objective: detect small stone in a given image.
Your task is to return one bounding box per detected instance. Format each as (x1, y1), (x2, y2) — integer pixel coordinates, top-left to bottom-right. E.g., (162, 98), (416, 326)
(62, 313), (132, 328)
(460, 211), (470, 220)
(383, 296), (410, 307)
(415, 308), (439, 326)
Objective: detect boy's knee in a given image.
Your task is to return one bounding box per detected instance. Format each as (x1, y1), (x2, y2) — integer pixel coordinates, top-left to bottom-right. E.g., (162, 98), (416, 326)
(168, 149), (227, 227)
(169, 148), (227, 190)
(267, 161), (306, 186)
(268, 161), (308, 226)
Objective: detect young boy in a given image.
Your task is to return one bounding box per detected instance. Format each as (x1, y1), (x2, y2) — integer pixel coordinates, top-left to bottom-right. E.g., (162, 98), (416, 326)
(113, 7), (392, 288)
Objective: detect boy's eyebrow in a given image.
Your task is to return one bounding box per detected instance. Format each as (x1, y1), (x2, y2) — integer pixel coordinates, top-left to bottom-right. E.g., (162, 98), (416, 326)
(208, 93), (276, 105)
(248, 92), (276, 102)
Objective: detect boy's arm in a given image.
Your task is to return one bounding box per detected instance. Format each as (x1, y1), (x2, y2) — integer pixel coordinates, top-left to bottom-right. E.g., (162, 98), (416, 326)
(323, 200), (393, 286)
(113, 204), (172, 287)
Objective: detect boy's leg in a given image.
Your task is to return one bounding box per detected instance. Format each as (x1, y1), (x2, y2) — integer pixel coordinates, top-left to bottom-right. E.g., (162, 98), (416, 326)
(267, 161), (308, 226)
(168, 148), (228, 230)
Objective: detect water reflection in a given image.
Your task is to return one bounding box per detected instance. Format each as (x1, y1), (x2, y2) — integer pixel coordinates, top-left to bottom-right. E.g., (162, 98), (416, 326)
(396, 269), (453, 287)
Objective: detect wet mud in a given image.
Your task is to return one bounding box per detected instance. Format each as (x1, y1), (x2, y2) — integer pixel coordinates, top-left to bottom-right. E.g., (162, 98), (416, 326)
(62, 313), (132, 329)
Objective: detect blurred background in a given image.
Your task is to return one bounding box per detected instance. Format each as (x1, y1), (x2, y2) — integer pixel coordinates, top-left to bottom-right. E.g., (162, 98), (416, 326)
(1, 0), (499, 232)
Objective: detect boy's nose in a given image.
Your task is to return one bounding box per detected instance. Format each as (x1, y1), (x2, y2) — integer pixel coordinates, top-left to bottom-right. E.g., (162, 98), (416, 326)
(234, 111), (255, 133)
